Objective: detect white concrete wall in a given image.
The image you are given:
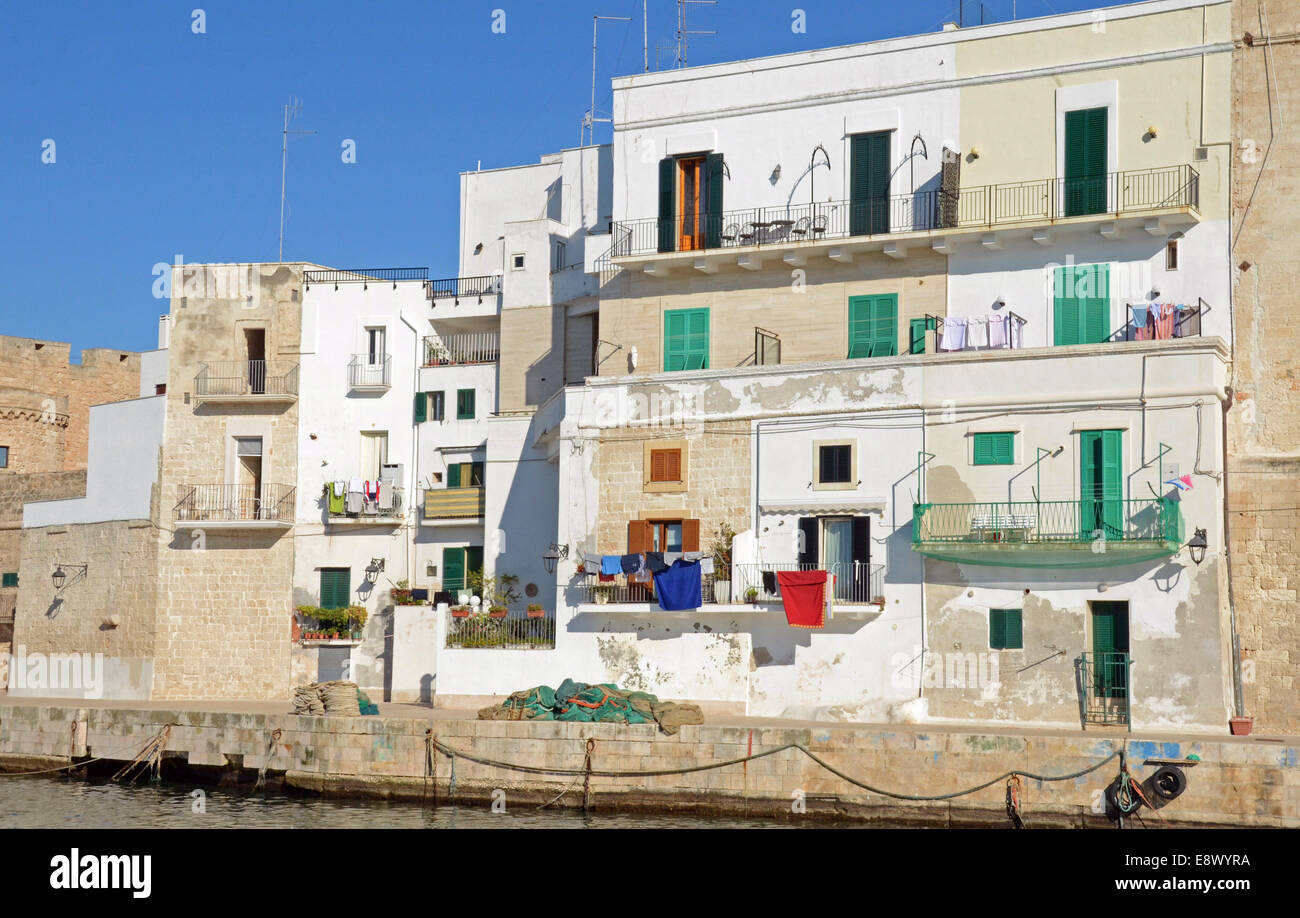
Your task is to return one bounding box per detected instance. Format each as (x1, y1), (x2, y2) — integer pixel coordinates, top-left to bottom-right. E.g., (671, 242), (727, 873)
(23, 395), (165, 527)
(137, 349), (169, 398)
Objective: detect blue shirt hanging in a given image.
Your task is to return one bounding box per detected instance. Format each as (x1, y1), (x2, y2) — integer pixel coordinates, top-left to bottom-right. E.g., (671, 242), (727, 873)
(654, 559), (702, 611)
(601, 555), (623, 576)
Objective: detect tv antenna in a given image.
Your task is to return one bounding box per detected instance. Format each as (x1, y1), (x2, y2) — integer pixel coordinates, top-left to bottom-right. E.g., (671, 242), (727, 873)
(584, 14), (633, 146)
(675, 0), (716, 68)
(278, 97), (316, 263)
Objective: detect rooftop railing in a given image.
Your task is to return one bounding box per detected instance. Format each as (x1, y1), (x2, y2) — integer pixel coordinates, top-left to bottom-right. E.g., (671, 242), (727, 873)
(611, 165), (1200, 258)
(303, 268), (429, 285)
(426, 275), (502, 303)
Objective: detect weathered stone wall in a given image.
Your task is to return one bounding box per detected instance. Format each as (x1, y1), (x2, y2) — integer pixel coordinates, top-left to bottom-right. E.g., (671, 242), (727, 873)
(1228, 1), (1300, 733)
(593, 420), (751, 556)
(150, 264), (303, 700)
(0, 703), (1294, 827)
(63, 348), (144, 471)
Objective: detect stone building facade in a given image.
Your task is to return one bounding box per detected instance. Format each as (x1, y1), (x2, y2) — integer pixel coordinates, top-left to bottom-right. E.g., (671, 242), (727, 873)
(1227, 0), (1300, 734)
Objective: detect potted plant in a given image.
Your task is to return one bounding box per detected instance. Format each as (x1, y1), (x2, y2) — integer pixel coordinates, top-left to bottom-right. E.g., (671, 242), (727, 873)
(450, 605), (471, 619)
(591, 583), (615, 605)
(526, 603), (546, 619)
(871, 594), (886, 607)
(710, 523), (736, 604)
(391, 578), (413, 604)
(468, 570), (520, 620)
(744, 586), (760, 604)
(488, 606), (508, 619)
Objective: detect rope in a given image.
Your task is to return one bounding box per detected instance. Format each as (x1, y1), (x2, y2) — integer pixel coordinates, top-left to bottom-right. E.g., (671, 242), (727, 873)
(1005, 774), (1025, 828)
(112, 725), (173, 785)
(253, 728), (283, 792)
(0, 723), (178, 778)
(423, 731), (436, 806)
(427, 736), (1122, 803)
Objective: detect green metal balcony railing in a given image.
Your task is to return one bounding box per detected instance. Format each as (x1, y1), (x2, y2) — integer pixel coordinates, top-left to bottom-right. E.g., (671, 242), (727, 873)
(912, 497), (1183, 568)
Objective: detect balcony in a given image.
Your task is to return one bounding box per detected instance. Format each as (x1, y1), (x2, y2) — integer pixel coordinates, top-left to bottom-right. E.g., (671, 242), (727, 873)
(348, 354), (391, 392)
(445, 611), (556, 650)
(611, 164), (1200, 265)
(325, 483), (404, 526)
(911, 498), (1184, 568)
(578, 561), (885, 607)
(422, 486), (486, 525)
(303, 267), (429, 286)
(194, 361), (298, 404)
(426, 275), (502, 305)
(173, 483), (295, 529)
(1112, 300), (1207, 342)
(422, 332), (500, 367)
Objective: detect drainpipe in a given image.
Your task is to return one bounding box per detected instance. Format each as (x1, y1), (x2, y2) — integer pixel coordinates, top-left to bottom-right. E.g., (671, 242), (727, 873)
(1220, 386), (1246, 721)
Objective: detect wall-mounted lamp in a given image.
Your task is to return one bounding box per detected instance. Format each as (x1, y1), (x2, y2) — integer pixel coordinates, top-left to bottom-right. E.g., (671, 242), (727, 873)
(542, 543), (569, 575)
(1186, 528), (1208, 565)
(364, 558), (385, 584)
(770, 164), (782, 183)
(52, 563), (88, 591)
(1147, 124), (1158, 138)
(969, 146), (981, 159)
(993, 295), (1005, 308)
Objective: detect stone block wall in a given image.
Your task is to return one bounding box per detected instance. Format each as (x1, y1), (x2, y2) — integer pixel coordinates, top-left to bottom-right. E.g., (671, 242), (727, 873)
(1228, 1), (1300, 733)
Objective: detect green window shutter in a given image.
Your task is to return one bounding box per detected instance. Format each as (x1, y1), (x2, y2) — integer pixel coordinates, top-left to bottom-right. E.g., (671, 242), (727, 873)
(456, 389), (475, 419)
(664, 308), (709, 371)
(1064, 107), (1107, 216)
(1085, 264), (1110, 344)
(850, 132), (891, 235)
(1080, 429), (1124, 539)
(909, 318), (928, 354)
(989, 610), (1006, 650)
(973, 432), (1015, 465)
(442, 548), (465, 594)
(658, 157), (677, 253)
(447, 463), (462, 489)
(848, 295), (898, 359)
(1055, 265), (1109, 346)
(465, 546), (485, 598)
(1, 572), (16, 588)
(705, 153), (725, 249)
(413, 391), (427, 424)
(320, 568), (351, 611)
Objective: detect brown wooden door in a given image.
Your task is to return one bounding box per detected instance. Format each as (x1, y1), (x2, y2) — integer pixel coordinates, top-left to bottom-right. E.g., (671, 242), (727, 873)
(678, 157), (705, 251)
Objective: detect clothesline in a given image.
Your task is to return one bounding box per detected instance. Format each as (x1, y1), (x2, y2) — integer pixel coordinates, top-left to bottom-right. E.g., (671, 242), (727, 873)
(323, 478), (397, 515)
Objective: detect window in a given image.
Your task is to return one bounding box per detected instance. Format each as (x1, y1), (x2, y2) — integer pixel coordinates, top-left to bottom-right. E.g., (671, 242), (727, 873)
(657, 153), (725, 253)
(511, 253), (526, 270)
(366, 327), (387, 364)
(628, 518), (701, 554)
(1063, 107), (1108, 217)
(0, 446), (7, 468)
(155, 383), (166, 395)
(235, 437), (262, 456)
(973, 432), (1016, 466)
(1053, 264), (1110, 346)
(847, 294), (898, 359)
(430, 391), (445, 422)
(447, 461), (484, 489)
(797, 515), (872, 602)
(649, 449), (682, 483)
(663, 308), (710, 371)
(360, 431), (388, 481)
(456, 389), (476, 420)
(319, 568), (351, 611)
(818, 445), (852, 484)
(1, 573), (16, 588)
(850, 131), (891, 235)
(1165, 239), (1179, 271)
(553, 240), (566, 271)
(414, 391), (427, 423)
(989, 609), (1023, 650)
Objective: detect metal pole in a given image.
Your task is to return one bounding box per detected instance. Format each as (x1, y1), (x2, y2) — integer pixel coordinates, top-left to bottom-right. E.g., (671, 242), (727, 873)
(278, 103), (288, 263)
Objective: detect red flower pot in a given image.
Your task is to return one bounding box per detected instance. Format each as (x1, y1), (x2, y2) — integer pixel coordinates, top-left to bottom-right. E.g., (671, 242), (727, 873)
(527, 608), (545, 618)
(450, 608), (469, 619)
(1229, 715), (1254, 736)
(489, 609), (508, 620)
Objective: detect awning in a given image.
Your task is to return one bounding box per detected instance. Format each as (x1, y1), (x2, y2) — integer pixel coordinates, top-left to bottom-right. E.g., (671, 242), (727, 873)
(759, 498), (886, 516)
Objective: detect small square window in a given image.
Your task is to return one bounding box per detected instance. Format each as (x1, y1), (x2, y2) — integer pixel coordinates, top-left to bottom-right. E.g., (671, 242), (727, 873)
(989, 609), (1023, 650)
(511, 253), (526, 270)
(973, 432), (1015, 465)
(818, 445), (852, 484)
(1, 572), (17, 588)
(1165, 239), (1179, 271)
(154, 383), (166, 395)
(649, 448), (682, 483)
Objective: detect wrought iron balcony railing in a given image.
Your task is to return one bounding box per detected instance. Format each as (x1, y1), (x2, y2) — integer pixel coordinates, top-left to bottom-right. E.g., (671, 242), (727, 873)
(194, 361), (299, 399)
(303, 267), (429, 285)
(348, 354), (391, 389)
(578, 561), (884, 606)
(611, 164), (1200, 258)
(174, 483), (296, 524)
(444, 610), (556, 650)
(426, 275), (502, 303)
(913, 498), (1182, 546)
(422, 332), (500, 366)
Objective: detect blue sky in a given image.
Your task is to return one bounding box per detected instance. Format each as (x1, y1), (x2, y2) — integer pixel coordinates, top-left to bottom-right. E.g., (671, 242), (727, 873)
(0, 0), (1137, 357)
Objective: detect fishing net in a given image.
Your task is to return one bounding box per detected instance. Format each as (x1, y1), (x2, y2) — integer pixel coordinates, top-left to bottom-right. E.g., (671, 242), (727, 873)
(477, 679), (701, 733)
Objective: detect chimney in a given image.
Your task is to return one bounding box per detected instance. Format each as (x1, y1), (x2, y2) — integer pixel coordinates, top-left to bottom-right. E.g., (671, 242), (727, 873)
(158, 315), (170, 350)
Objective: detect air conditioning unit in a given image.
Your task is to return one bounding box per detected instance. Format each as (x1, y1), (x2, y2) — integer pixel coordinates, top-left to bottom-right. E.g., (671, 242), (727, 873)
(381, 463), (404, 483)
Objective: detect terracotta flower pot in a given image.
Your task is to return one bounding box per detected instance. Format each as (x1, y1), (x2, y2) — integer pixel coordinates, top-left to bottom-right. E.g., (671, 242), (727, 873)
(527, 608), (545, 618)
(1229, 715), (1254, 736)
(451, 608), (469, 619)
(489, 609), (508, 619)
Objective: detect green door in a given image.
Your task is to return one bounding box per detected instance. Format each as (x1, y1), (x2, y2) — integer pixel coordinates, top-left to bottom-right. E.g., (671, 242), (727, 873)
(1080, 429), (1124, 541)
(1091, 601), (1129, 698)
(847, 294), (898, 359)
(1064, 107), (1107, 217)
(442, 548), (465, 595)
(1054, 264), (1110, 345)
(850, 131), (891, 235)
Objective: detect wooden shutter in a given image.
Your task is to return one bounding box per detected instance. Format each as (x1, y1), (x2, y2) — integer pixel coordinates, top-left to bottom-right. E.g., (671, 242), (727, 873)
(850, 131), (891, 235)
(658, 157), (677, 253)
(465, 546), (484, 578)
(974, 432), (1014, 465)
(1054, 267), (1081, 346)
(664, 308), (709, 371)
(457, 389), (475, 419)
(442, 548), (465, 593)
(447, 463), (462, 488)
(910, 318), (928, 354)
(1085, 264), (1110, 345)
(989, 609), (1007, 649)
(851, 516), (870, 565)
(1004, 610), (1023, 649)
(1065, 107), (1107, 216)
(320, 568), (351, 610)
(705, 153), (725, 249)
(797, 517), (819, 566)
(413, 391), (427, 424)
(628, 520), (653, 553)
(681, 519), (701, 552)
(664, 310), (687, 372)
(649, 448), (680, 483)
(848, 296), (897, 359)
